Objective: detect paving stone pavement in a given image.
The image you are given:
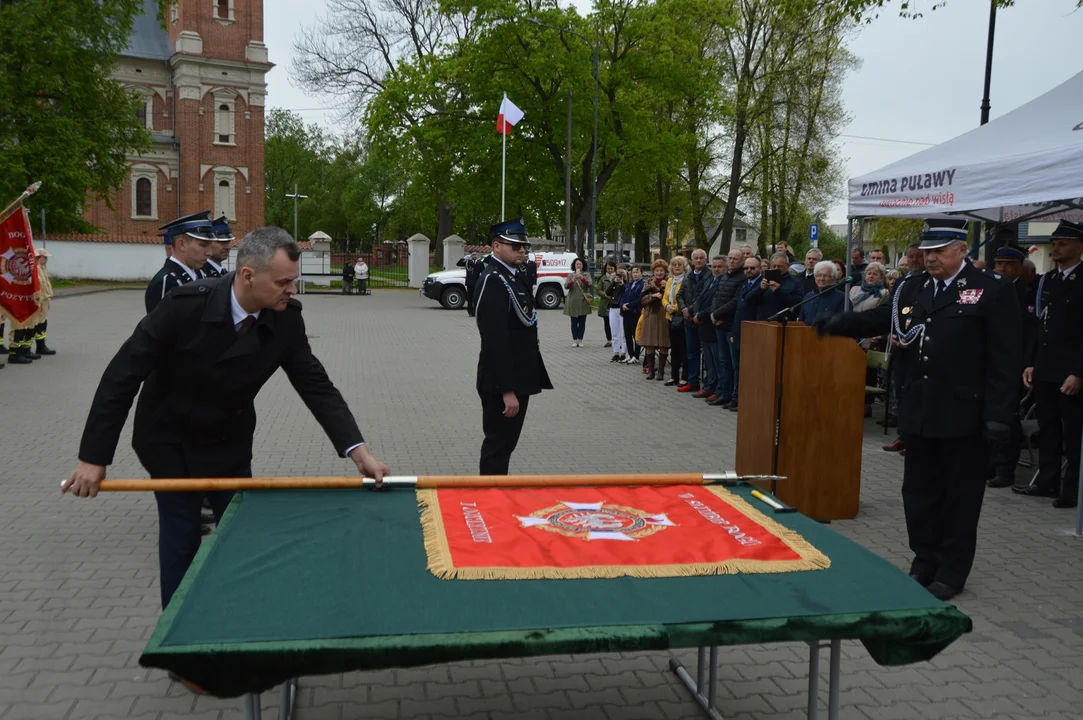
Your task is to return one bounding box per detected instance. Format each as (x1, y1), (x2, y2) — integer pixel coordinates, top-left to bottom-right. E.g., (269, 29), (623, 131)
(2, 288), (1082, 720)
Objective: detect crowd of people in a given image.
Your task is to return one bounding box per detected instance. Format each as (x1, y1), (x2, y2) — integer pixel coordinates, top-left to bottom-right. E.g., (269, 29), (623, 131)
(1, 247), (56, 366)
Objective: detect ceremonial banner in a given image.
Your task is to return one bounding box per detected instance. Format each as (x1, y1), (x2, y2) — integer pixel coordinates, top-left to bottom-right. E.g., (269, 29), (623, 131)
(418, 484), (830, 580)
(0, 207), (39, 323)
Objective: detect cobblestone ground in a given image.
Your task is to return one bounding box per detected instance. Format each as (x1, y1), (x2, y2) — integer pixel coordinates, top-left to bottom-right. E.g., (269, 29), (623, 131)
(2, 289), (1082, 720)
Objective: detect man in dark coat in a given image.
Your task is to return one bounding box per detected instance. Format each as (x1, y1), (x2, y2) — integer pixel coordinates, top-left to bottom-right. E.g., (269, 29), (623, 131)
(708, 249), (746, 406)
(63, 227), (391, 610)
(474, 219), (553, 475)
(1014, 220), (1083, 508)
(815, 219), (1022, 600)
(690, 256), (724, 400)
(727, 255), (763, 412)
(677, 249), (708, 393)
(145, 212), (214, 314)
(753, 252), (804, 321)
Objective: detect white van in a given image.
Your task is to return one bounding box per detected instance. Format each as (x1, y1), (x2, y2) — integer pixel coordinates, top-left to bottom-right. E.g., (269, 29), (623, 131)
(421, 252), (580, 310)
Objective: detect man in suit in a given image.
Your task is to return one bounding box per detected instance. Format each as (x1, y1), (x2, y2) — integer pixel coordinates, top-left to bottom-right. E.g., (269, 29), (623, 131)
(816, 218), (1022, 600)
(691, 256), (724, 400)
(753, 252), (805, 321)
(727, 255), (763, 412)
(200, 215), (233, 279)
(474, 219), (553, 475)
(145, 212), (214, 314)
(801, 248), (822, 294)
(463, 251), (484, 316)
(63, 227), (391, 611)
(1014, 220), (1083, 508)
(677, 249), (708, 393)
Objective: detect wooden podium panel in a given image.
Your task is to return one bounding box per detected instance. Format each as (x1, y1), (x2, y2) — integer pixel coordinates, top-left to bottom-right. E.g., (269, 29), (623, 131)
(735, 322), (866, 520)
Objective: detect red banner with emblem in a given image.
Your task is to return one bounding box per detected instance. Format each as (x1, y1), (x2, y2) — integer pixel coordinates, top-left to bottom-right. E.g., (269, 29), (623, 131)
(0, 207), (40, 323)
(418, 484), (830, 580)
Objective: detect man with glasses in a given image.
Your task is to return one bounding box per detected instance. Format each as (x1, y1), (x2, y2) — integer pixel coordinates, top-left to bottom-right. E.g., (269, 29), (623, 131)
(473, 218), (553, 475)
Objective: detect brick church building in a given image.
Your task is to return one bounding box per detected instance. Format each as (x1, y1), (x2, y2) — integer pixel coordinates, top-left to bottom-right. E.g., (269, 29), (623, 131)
(58, 0), (270, 246)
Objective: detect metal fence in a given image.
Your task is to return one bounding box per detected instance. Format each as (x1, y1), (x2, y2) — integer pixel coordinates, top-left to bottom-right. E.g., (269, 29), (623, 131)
(298, 251), (410, 292)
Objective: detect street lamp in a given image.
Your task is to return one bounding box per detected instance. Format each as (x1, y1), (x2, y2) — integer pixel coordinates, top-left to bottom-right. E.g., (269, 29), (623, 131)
(523, 16), (600, 272)
(285, 183), (309, 293)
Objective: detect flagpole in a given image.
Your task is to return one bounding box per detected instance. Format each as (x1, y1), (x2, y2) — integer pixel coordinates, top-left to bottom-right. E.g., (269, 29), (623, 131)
(0, 181), (42, 226)
(501, 114), (507, 221)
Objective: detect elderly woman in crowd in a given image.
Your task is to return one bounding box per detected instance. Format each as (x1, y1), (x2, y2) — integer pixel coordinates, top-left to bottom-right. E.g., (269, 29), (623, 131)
(849, 261), (889, 313)
(886, 269), (901, 291)
(797, 260), (845, 325)
(663, 255), (688, 386)
(639, 258), (671, 380)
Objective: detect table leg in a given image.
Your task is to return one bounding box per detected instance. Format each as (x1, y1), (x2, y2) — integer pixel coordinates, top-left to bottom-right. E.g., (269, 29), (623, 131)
(242, 693), (261, 720)
(279, 678), (299, 720)
(828, 639), (842, 720)
(806, 641), (820, 720)
(669, 647), (724, 720)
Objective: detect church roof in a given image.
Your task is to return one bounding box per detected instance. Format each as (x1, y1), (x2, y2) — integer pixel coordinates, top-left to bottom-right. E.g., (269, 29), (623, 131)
(123, 0), (174, 61)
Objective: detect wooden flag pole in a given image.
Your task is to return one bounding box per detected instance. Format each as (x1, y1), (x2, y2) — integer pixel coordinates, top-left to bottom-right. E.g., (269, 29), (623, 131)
(83, 472), (783, 493)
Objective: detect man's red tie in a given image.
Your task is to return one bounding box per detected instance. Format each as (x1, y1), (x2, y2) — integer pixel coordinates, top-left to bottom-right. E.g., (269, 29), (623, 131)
(238, 316), (256, 336)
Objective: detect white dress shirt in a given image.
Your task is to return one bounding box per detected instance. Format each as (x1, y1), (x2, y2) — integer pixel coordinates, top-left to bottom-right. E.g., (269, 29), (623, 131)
(168, 255), (200, 281)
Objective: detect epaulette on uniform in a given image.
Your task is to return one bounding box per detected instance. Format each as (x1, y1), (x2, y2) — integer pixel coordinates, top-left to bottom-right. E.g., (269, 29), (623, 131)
(171, 281), (213, 298)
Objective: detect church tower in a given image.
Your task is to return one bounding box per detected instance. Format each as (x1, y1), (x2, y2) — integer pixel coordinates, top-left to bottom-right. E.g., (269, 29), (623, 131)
(167, 0), (272, 238)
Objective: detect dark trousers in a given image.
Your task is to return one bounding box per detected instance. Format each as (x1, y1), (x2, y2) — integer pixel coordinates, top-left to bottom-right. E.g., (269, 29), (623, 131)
(479, 392), (530, 475)
(466, 283), (477, 316)
(570, 315), (586, 340)
(991, 391), (1024, 481)
(728, 332), (741, 401)
(1034, 380), (1083, 498)
(622, 313), (639, 359)
(138, 443), (249, 609)
(684, 325), (701, 388)
(669, 323), (687, 382)
(901, 433), (987, 589)
(602, 314), (612, 341)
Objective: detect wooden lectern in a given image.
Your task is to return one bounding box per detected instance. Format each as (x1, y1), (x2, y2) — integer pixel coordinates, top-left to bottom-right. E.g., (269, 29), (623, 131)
(735, 321), (866, 520)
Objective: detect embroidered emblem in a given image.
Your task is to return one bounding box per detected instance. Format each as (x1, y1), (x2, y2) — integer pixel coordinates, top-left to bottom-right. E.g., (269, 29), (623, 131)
(958, 289), (984, 305)
(516, 500), (676, 542)
(957, 278), (967, 288)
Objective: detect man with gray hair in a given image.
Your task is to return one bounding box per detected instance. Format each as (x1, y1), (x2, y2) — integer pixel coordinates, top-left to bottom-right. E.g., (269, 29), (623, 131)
(64, 226), (391, 616)
(802, 248), (823, 294)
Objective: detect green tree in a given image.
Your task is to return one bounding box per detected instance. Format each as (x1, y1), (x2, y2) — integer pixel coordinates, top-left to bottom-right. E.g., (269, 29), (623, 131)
(263, 109), (330, 238)
(0, 0), (150, 230)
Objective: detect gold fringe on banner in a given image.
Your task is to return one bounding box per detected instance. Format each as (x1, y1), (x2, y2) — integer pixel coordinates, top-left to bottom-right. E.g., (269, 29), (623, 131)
(416, 486), (830, 581)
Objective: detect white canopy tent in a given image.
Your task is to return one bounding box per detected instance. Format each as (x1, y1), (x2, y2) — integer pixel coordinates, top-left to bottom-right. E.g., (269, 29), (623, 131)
(847, 69), (1083, 224)
(845, 70), (1083, 535)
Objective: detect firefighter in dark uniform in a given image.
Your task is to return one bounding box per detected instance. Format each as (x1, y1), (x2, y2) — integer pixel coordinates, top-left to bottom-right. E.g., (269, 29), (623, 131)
(200, 216), (233, 278)
(473, 219), (553, 475)
(463, 251), (484, 316)
(1014, 219), (1083, 509)
(145, 212), (215, 314)
(815, 218), (1022, 601)
(987, 240), (1036, 488)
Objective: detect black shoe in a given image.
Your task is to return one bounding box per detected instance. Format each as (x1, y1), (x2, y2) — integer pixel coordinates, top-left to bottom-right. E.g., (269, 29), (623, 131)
(908, 572), (932, 588)
(926, 581), (960, 601)
(24, 350), (40, 360)
(1053, 496), (1078, 509)
(724, 400), (738, 410)
(884, 414), (898, 428)
(610, 354), (621, 363)
(8, 352), (31, 365)
(1012, 484), (1058, 498)
(708, 397), (728, 406)
(35, 342), (55, 356)
(987, 476), (1014, 488)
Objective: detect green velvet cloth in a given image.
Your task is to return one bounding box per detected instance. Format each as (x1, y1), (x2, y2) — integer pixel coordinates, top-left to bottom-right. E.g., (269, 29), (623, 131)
(140, 486), (971, 697)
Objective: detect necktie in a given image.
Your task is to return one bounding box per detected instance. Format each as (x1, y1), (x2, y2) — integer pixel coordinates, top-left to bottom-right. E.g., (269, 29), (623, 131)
(237, 315), (256, 336)
(936, 280), (947, 296)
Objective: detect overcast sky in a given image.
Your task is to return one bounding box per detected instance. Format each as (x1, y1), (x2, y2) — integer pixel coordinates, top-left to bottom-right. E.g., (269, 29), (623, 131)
(262, 0), (1083, 226)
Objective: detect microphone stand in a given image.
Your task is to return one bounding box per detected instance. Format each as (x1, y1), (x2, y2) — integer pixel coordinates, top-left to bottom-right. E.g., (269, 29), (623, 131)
(763, 277), (852, 495)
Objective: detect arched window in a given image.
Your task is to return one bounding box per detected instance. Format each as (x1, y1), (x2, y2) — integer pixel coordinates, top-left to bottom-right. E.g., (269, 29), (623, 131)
(217, 103), (231, 143)
(216, 179), (232, 220)
(135, 178), (152, 217)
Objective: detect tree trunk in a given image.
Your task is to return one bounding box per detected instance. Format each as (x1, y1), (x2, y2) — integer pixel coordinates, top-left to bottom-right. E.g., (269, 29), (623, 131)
(634, 220), (650, 263)
(656, 174), (671, 260)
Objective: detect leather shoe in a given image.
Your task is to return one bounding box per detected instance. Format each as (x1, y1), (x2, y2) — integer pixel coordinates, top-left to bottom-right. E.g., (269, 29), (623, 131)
(708, 397), (728, 406)
(693, 390), (711, 399)
(678, 384), (699, 393)
(926, 581), (960, 602)
(664, 379), (677, 386)
(881, 439), (905, 452)
(1012, 484), (1058, 498)
(908, 572), (932, 588)
(705, 394), (720, 402)
(1053, 496), (1078, 509)
(987, 476), (1014, 489)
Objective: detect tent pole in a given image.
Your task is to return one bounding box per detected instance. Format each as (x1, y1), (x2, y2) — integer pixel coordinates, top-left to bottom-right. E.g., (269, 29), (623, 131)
(844, 218), (853, 311)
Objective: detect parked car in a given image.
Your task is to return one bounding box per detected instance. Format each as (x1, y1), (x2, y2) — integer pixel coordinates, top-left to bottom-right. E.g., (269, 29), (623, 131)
(421, 252), (581, 310)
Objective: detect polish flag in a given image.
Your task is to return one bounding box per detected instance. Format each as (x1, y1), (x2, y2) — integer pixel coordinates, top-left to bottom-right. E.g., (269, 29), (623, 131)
(497, 95), (524, 135)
